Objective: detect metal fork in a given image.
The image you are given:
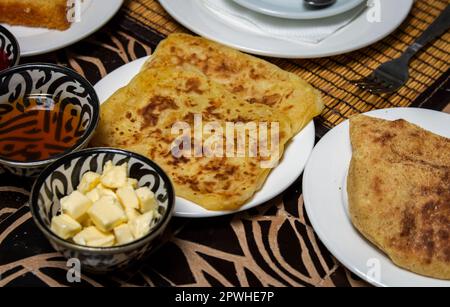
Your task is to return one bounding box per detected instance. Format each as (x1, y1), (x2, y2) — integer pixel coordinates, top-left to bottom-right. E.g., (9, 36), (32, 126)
(354, 4), (450, 94)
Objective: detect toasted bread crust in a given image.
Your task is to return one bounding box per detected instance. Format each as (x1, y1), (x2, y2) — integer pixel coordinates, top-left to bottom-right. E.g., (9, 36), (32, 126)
(0, 0), (70, 30)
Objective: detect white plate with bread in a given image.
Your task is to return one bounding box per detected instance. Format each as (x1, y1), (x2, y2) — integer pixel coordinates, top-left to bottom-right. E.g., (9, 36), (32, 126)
(303, 108), (450, 287)
(94, 56), (317, 218)
(0, 0), (123, 56)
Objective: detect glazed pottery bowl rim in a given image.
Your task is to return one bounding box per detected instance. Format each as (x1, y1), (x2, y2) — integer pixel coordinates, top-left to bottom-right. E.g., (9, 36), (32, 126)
(29, 147), (175, 255)
(0, 63), (100, 168)
(0, 24), (20, 67)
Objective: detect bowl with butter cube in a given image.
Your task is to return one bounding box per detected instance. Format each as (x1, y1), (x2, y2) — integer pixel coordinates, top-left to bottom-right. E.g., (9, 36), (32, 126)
(29, 148), (175, 273)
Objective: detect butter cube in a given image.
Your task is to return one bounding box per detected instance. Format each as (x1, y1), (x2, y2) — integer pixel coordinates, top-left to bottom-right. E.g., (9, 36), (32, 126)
(114, 224), (135, 245)
(100, 162), (128, 189)
(129, 211), (153, 239)
(126, 178), (139, 189)
(51, 214), (82, 240)
(96, 185), (118, 199)
(135, 187), (157, 213)
(88, 196), (127, 232)
(116, 186), (139, 210)
(73, 226), (110, 246)
(77, 171), (101, 193)
(103, 160), (114, 173)
(80, 216), (94, 228)
(89, 235), (115, 247)
(86, 188), (102, 203)
(61, 190), (92, 221)
(125, 208), (140, 221)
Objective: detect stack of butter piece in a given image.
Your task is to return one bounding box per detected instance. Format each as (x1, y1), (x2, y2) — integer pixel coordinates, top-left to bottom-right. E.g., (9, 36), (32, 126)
(50, 161), (160, 247)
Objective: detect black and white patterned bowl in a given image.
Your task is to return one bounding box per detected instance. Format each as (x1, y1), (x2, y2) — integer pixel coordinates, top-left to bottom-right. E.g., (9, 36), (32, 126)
(0, 63), (99, 177)
(30, 148), (175, 273)
(0, 25), (20, 69)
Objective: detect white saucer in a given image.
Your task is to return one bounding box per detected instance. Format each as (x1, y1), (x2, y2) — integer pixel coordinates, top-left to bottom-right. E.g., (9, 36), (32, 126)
(233, 0), (365, 20)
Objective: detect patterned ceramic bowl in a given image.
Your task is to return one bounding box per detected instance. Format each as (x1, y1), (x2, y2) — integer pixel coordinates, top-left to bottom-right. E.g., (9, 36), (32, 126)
(30, 148), (175, 273)
(0, 25), (20, 70)
(0, 63), (99, 177)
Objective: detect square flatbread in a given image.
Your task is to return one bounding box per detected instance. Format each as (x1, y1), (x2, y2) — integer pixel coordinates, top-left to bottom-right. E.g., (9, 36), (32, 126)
(92, 67), (293, 211)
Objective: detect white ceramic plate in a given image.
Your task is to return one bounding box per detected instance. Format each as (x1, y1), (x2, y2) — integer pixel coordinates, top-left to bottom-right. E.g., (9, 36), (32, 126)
(233, 0), (365, 20)
(1, 0), (123, 57)
(95, 57), (316, 218)
(159, 0), (413, 58)
(303, 108), (450, 287)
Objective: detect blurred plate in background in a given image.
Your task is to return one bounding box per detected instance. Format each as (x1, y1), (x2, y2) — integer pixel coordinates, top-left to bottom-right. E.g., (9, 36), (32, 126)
(1, 0), (123, 56)
(159, 0), (413, 58)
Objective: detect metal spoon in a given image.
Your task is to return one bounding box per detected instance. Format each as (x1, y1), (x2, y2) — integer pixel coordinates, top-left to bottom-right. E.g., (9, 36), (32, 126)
(304, 0), (337, 9)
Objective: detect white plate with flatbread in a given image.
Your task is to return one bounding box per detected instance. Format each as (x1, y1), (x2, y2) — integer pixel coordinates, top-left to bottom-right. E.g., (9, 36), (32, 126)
(303, 108), (450, 287)
(95, 56), (316, 218)
(1, 0), (123, 57)
(159, 0), (413, 58)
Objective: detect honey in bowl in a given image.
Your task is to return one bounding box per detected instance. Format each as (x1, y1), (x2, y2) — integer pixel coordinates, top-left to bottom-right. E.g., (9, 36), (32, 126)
(0, 95), (87, 162)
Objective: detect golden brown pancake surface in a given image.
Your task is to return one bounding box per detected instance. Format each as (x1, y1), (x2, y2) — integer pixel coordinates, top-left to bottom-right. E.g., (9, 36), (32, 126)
(144, 33), (323, 135)
(348, 115), (450, 280)
(92, 34), (324, 211)
(91, 67), (292, 211)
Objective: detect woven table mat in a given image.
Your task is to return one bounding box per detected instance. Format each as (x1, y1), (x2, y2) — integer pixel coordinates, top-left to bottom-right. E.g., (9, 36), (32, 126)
(122, 0), (450, 134)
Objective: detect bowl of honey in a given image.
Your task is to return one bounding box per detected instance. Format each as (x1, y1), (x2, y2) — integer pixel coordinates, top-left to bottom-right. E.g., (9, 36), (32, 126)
(0, 63), (100, 176)
(0, 25), (20, 71)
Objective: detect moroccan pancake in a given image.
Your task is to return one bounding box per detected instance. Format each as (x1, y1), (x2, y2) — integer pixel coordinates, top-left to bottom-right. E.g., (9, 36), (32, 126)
(143, 33), (323, 135)
(91, 67), (293, 211)
(348, 115), (450, 280)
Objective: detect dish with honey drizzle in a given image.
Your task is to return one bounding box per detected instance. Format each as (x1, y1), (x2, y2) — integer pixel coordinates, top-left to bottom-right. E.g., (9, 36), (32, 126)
(0, 95), (86, 162)
(0, 63), (99, 176)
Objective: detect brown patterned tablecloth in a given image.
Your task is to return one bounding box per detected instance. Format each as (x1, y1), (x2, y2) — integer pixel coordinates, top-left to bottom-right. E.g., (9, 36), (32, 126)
(0, 0), (449, 287)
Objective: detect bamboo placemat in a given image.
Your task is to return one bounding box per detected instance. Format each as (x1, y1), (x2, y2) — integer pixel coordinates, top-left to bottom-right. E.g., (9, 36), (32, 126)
(122, 0), (450, 134)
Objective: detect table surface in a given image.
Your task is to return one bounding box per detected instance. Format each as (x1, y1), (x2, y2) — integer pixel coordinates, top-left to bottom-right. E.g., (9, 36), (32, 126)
(0, 0), (449, 287)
